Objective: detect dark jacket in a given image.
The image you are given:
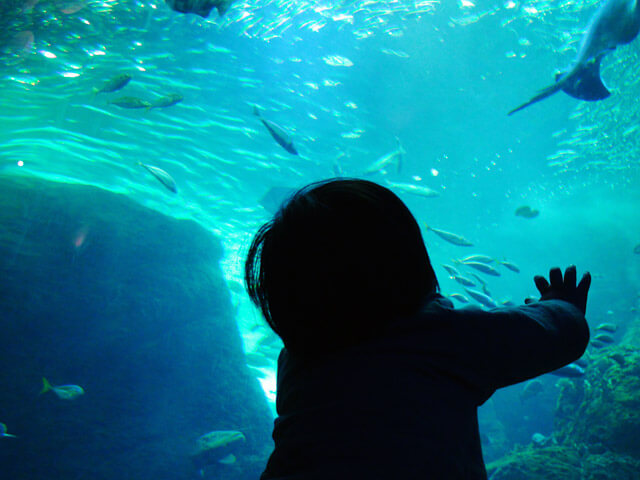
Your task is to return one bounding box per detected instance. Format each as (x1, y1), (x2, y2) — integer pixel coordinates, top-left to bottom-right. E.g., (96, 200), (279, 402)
(261, 295), (589, 479)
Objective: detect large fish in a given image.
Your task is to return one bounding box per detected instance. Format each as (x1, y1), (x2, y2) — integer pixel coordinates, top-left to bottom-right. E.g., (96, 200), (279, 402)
(509, 0), (640, 115)
(165, 0), (236, 17)
(253, 106), (298, 155)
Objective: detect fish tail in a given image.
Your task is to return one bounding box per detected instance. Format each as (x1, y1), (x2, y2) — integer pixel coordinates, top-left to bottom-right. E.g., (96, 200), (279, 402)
(40, 377), (52, 395)
(508, 82), (563, 116)
(423, 223), (430, 232)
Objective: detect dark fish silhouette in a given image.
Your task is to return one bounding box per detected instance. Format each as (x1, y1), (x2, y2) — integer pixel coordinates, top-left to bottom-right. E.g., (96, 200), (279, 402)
(148, 93), (183, 109)
(108, 97), (151, 109)
(93, 73), (131, 95)
(253, 106), (299, 155)
(509, 0), (640, 115)
(515, 205), (539, 218)
(165, 0), (235, 18)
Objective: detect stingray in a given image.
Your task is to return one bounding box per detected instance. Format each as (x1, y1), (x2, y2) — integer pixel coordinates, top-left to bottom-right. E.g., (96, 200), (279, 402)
(509, 0), (640, 115)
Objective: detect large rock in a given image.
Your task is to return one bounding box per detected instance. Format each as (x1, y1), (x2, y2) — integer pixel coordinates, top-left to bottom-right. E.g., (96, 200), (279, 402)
(0, 175), (272, 480)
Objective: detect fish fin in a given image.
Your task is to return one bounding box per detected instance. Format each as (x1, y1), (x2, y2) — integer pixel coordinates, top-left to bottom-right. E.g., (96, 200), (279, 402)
(558, 57), (610, 101)
(40, 377), (52, 395)
(423, 222), (430, 231)
(253, 105), (261, 117)
(91, 87), (99, 96)
(508, 81), (563, 115)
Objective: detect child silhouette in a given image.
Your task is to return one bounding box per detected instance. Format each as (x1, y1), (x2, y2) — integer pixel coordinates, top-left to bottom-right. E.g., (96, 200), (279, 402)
(245, 178), (591, 479)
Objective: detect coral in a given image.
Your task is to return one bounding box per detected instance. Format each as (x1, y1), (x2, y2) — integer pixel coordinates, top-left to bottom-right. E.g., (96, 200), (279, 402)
(488, 344), (640, 479)
(555, 346), (640, 458)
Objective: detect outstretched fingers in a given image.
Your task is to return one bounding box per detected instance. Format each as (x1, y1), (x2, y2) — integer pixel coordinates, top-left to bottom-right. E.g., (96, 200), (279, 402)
(534, 275), (549, 294)
(564, 265), (577, 289)
(549, 267), (563, 290)
(577, 272), (591, 296)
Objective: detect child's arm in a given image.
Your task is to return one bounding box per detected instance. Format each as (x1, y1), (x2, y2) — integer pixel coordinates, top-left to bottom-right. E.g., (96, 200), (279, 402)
(441, 266), (590, 394)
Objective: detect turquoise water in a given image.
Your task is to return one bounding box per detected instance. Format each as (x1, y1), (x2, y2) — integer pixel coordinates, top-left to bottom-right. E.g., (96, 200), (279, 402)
(2, 0), (640, 477)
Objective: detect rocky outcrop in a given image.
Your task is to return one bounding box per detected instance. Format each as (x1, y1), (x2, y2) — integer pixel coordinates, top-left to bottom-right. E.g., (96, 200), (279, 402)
(0, 175), (272, 480)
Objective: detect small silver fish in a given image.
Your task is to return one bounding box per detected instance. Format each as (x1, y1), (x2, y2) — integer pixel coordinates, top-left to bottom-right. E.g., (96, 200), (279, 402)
(460, 255), (495, 264)
(424, 224), (473, 247)
(441, 264), (460, 277)
(464, 288), (497, 308)
(40, 377), (84, 400)
(448, 293), (469, 304)
(385, 180), (439, 198)
(108, 97), (152, 109)
(138, 162), (178, 193)
(499, 260), (521, 273)
(93, 73), (132, 95)
(594, 333), (615, 344)
(453, 275), (475, 288)
(253, 105), (298, 155)
(363, 137), (404, 175)
(469, 273), (491, 296)
(459, 261), (501, 277)
(595, 322), (617, 333)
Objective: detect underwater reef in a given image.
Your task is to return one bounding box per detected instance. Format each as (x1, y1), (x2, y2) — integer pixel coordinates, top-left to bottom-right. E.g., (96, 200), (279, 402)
(487, 345), (640, 479)
(0, 175), (272, 480)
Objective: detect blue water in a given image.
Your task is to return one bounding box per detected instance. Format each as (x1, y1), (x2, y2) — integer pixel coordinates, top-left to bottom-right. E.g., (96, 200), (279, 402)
(2, 0), (640, 477)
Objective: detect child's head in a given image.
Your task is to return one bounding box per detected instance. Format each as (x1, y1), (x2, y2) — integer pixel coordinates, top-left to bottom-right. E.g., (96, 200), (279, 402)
(245, 178), (438, 356)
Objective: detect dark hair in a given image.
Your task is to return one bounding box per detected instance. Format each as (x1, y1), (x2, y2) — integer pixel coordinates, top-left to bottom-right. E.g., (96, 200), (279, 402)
(245, 178), (439, 357)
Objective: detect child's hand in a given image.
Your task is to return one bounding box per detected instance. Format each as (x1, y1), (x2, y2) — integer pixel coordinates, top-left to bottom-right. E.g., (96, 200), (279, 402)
(528, 265), (591, 315)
